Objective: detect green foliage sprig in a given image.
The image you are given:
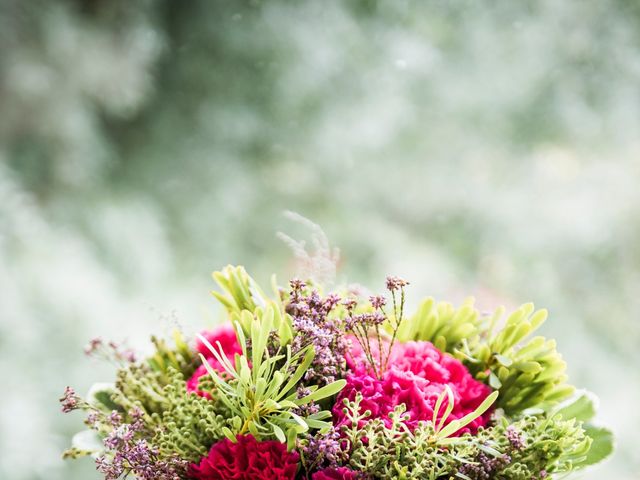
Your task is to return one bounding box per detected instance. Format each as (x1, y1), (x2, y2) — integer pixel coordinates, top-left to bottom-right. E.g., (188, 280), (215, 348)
(111, 364), (171, 419)
(338, 393), (597, 480)
(198, 310), (346, 449)
(153, 368), (229, 463)
(148, 329), (199, 381)
(342, 400), (451, 480)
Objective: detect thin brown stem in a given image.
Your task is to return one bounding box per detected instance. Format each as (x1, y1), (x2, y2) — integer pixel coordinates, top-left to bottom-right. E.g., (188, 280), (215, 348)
(386, 287), (407, 369)
(375, 324), (383, 376)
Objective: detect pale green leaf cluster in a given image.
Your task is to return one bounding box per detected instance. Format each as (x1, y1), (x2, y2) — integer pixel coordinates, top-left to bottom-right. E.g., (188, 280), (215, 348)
(398, 297), (482, 353)
(212, 265), (293, 347)
(468, 303), (573, 413)
(399, 298), (572, 414)
(211, 265), (269, 314)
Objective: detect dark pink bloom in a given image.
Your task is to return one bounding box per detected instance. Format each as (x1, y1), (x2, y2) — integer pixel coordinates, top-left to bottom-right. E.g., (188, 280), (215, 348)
(312, 467), (360, 479)
(188, 434), (299, 480)
(187, 324), (242, 397)
(335, 341), (492, 434)
(196, 324), (242, 359)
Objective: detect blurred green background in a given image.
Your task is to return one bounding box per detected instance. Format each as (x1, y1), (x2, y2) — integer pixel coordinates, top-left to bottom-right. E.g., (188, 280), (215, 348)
(1, 0), (638, 478)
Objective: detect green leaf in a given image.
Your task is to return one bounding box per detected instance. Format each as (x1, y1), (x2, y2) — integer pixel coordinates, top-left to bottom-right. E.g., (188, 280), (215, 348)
(222, 427), (237, 442)
(269, 422), (286, 443)
(455, 473), (473, 480)
(278, 346), (314, 399)
(494, 354), (512, 367)
(437, 385), (455, 432)
(307, 410), (332, 421)
(437, 390), (498, 439)
(554, 391), (597, 422)
(211, 291), (236, 312)
(305, 418), (332, 429)
(432, 386), (447, 427)
(286, 427), (298, 451)
(255, 377), (268, 402)
(197, 335), (237, 378)
(297, 379), (346, 405)
(577, 425), (614, 468)
(86, 383), (120, 412)
(529, 309), (548, 330)
(488, 372), (502, 389)
(239, 356), (251, 384)
(234, 320), (248, 357)
(512, 361), (542, 374)
(287, 411), (309, 431)
(477, 443), (502, 457)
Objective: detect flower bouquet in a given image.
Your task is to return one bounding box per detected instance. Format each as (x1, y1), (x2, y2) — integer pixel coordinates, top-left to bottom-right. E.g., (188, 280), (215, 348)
(61, 265), (613, 479)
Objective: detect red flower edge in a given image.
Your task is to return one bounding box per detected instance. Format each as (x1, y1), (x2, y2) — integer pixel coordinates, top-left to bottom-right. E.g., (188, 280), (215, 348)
(187, 324), (243, 397)
(189, 434), (299, 480)
(312, 467), (361, 479)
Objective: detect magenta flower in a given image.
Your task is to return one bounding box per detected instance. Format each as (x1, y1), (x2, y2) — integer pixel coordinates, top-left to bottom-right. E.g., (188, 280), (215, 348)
(187, 324), (243, 397)
(335, 340), (492, 434)
(312, 467), (360, 479)
(196, 324), (243, 359)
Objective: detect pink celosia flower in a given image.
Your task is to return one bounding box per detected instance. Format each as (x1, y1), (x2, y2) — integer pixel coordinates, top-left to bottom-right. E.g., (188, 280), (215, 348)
(312, 467), (360, 479)
(187, 324), (242, 397)
(388, 341), (491, 416)
(188, 434), (299, 480)
(335, 340), (492, 434)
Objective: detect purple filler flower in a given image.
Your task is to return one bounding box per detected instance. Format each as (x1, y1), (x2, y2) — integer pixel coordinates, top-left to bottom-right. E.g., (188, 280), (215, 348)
(60, 386), (79, 413)
(287, 281), (348, 385)
(385, 275), (409, 292)
(96, 409), (187, 480)
(301, 428), (345, 469)
(369, 295), (387, 309)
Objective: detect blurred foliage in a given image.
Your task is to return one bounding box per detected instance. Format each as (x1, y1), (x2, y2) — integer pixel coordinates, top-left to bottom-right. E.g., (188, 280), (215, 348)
(0, 0), (639, 479)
